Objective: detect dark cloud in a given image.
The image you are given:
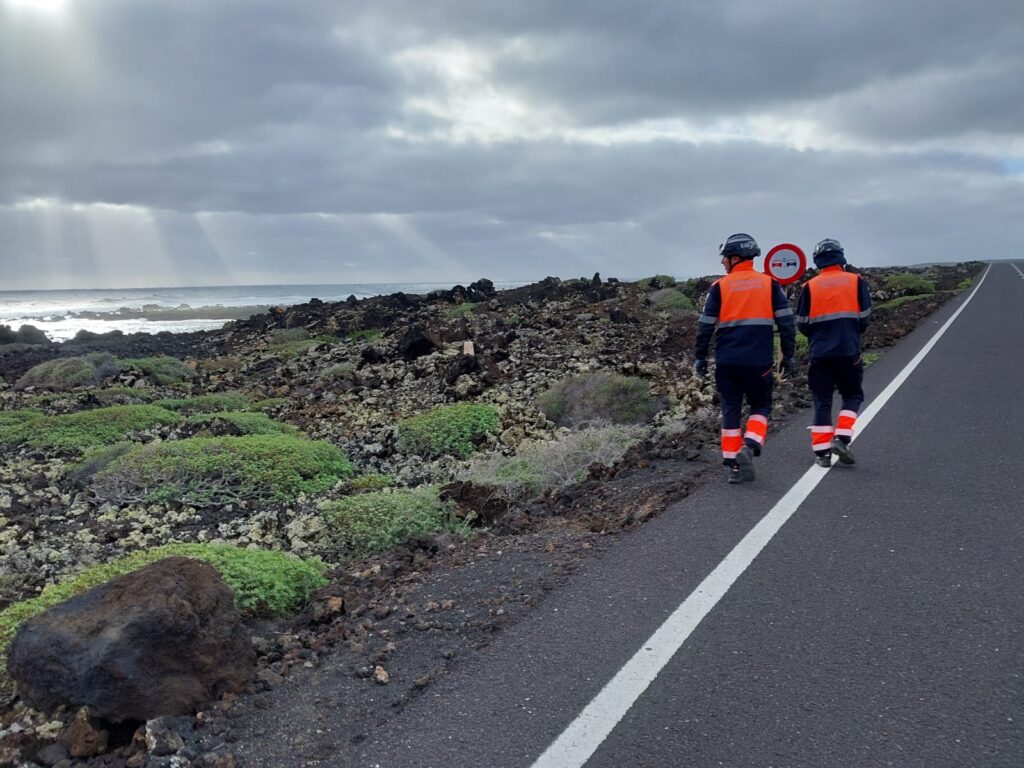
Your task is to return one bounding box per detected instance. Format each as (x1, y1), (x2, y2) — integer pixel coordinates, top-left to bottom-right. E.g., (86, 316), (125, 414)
(0, 0), (1021, 288)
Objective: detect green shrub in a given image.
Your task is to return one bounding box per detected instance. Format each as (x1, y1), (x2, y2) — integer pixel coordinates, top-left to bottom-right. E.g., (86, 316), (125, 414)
(862, 351), (881, 367)
(272, 328), (310, 342)
(154, 392), (251, 413)
(464, 424), (644, 498)
(956, 278), (974, 293)
(0, 405), (180, 452)
(68, 442), (137, 485)
(0, 409), (43, 429)
(649, 288), (695, 314)
(320, 487), (471, 554)
(122, 356), (194, 385)
(93, 434), (354, 505)
(776, 334), (809, 358)
(637, 274), (676, 289)
(449, 302), (476, 318)
(537, 372), (659, 427)
(883, 273), (935, 297)
(14, 357), (105, 391)
(0, 545), (327, 658)
(875, 294), (933, 311)
(324, 363), (357, 381)
(347, 329), (382, 343)
(91, 386), (156, 406)
(350, 473), (394, 492)
(397, 403), (501, 458)
(269, 331), (335, 360)
(186, 411), (298, 436)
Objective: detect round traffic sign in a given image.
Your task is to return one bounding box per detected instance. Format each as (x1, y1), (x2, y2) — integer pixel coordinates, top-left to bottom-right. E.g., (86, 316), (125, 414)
(764, 243), (807, 285)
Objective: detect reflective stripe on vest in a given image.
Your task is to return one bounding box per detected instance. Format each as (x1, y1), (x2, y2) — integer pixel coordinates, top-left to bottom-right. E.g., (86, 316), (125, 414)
(716, 263), (774, 328)
(807, 268), (861, 323)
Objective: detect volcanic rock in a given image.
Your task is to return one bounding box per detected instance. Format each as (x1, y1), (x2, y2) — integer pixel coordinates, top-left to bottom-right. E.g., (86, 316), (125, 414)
(396, 326), (443, 359)
(7, 558), (255, 722)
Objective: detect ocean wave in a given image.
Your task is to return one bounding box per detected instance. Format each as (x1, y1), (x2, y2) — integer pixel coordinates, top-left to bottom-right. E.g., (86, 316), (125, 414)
(68, 304), (272, 322)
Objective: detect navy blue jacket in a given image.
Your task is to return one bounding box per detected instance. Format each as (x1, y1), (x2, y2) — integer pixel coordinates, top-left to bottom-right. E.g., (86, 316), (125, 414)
(695, 263), (796, 367)
(796, 267), (872, 358)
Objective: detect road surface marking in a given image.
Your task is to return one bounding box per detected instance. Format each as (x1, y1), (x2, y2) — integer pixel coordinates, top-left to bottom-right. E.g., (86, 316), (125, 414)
(1010, 262), (1024, 279)
(529, 264), (992, 768)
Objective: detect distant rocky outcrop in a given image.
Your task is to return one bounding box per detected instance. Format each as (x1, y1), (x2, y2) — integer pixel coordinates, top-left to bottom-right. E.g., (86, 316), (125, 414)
(7, 557), (255, 722)
(0, 324), (51, 346)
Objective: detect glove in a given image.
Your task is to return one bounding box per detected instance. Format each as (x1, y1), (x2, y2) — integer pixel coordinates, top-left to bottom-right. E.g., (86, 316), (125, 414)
(780, 357), (797, 378)
(693, 359), (709, 378)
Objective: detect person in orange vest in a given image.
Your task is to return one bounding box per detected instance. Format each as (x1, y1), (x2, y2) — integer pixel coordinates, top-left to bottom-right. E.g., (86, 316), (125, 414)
(795, 238), (872, 467)
(695, 233), (797, 484)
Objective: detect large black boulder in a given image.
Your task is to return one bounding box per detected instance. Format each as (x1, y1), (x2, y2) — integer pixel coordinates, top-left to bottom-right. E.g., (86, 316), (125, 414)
(7, 557), (255, 722)
(397, 326), (443, 359)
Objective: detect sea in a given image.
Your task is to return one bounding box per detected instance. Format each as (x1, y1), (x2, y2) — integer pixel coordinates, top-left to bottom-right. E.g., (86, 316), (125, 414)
(0, 282), (528, 342)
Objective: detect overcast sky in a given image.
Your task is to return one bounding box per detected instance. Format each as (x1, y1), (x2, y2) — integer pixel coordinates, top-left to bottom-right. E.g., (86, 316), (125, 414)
(2, 0), (1022, 290)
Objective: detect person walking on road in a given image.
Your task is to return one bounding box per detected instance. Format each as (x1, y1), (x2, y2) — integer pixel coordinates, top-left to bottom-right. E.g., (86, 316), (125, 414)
(695, 233), (797, 484)
(795, 238), (872, 467)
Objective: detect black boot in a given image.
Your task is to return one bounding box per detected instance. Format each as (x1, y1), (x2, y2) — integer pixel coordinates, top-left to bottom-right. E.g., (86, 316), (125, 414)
(735, 445), (756, 482)
(831, 437), (855, 465)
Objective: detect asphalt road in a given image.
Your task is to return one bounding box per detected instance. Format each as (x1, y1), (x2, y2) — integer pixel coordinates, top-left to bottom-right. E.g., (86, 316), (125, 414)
(352, 262), (1022, 768)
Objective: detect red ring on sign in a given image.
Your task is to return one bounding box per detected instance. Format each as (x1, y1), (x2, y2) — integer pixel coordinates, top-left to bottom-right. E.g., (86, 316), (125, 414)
(764, 243), (807, 285)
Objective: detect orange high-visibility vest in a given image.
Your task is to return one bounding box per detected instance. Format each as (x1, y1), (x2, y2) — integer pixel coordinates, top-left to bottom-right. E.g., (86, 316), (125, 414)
(717, 262), (775, 328)
(807, 267), (860, 322)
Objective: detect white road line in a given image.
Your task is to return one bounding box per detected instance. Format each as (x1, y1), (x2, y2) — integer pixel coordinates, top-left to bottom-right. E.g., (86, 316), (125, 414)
(1010, 261), (1024, 279)
(529, 264), (993, 768)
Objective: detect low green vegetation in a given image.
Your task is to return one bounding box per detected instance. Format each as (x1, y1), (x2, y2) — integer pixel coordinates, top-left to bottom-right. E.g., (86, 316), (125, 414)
(0, 409), (43, 429)
(956, 278), (974, 293)
(537, 372), (659, 427)
(320, 487), (471, 554)
(883, 272), (936, 296)
(449, 302), (476, 318)
(68, 443), (137, 486)
(649, 288), (695, 314)
(91, 386), (157, 406)
(15, 353), (194, 391)
(862, 351), (881, 367)
(92, 434), (354, 505)
(349, 473), (394, 492)
(121, 356), (194, 385)
(186, 411), (298, 436)
(397, 403), (501, 459)
(637, 274), (676, 289)
(324, 363), (357, 381)
(776, 334), (810, 357)
(875, 294), (933, 311)
(0, 405), (180, 452)
(14, 354), (116, 391)
(155, 392), (252, 413)
(347, 329), (382, 343)
(464, 424), (644, 499)
(0, 545), (327, 658)
(269, 329), (336, 359)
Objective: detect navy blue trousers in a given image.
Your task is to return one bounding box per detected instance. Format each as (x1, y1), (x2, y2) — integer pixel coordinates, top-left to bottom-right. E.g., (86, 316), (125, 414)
(808, 355), (864, 425)
(715, 363), (774, 428)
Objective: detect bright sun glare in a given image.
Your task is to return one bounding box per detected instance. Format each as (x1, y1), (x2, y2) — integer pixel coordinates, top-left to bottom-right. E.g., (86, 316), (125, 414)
(5, 0), (67, 12)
